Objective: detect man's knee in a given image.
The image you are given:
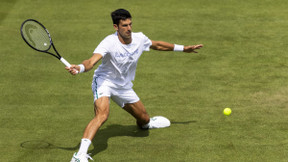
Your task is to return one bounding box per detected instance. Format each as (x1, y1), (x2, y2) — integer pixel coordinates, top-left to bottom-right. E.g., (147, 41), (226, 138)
(94, 97), (110, 123)
(92, 110), (109, 127)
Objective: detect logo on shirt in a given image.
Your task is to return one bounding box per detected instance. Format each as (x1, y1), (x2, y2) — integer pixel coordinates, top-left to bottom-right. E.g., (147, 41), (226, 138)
(115, 49), (139, 58)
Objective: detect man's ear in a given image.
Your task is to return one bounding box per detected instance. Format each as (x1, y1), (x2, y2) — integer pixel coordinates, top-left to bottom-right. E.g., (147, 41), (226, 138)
(113, 24), (118, 31)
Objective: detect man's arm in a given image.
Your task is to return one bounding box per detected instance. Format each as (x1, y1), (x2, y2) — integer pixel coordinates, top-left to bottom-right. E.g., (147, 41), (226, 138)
(65, 53), (103, 75)
(150, 40), (203, 53)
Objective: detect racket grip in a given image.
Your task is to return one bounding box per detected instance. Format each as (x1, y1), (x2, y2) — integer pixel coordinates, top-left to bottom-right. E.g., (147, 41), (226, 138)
(60, 57), (71, 67)
(60, 57), (79, 74)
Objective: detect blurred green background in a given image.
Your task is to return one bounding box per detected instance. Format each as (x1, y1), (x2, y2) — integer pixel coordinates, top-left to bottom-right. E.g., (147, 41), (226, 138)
(1, 0), (288, 161)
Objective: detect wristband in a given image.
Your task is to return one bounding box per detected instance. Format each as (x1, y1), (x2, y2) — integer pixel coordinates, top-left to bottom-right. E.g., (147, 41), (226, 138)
(173, 44), (184, 52)
(78, 64), (85, 73)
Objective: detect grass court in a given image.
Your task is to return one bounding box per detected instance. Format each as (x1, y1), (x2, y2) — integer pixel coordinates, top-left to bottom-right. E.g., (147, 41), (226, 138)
(1, 0), (288, 161)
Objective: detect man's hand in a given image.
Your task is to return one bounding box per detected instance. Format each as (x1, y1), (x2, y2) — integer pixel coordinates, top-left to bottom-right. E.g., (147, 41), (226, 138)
(65, 65), (80, 75)
(184, 44), (203, 53)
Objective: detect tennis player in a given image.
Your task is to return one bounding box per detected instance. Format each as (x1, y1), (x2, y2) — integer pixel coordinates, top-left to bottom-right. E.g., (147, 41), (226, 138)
(68, 9), (203, 162)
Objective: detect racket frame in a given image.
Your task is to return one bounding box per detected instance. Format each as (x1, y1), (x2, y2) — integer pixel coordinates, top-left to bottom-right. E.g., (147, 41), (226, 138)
(20, 19), (71, 67)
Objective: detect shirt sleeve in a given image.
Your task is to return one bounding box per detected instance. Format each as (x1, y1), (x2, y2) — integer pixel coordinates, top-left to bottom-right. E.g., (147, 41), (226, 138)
(93, 37), (110, 57)
(142, 33), (152, 51)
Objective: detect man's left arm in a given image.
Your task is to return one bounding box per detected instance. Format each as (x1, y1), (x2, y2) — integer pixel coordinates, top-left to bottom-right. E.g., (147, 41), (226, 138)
(150, 40), (203, 53)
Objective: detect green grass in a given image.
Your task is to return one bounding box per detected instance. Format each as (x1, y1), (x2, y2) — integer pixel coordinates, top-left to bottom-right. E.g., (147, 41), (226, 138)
(2, 0), (288, 161)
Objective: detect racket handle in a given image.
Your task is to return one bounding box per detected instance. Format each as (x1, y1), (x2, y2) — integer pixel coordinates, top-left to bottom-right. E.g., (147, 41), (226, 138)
(60, 57), (79, 74)
(60, 57), (71, 67)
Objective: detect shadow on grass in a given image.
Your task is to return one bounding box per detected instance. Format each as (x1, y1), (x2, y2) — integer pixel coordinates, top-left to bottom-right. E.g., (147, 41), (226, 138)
(89, 124), (149, 157)
(170, 120), (197, 124)
(20, 124), (149, 156)
(20, 122), (192, 155)
(20, 140), (80, 150)
(89, 121), (196, 156)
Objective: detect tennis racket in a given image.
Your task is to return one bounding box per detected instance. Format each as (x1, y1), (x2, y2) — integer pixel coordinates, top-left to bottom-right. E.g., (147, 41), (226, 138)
(20, 19), (75, 70)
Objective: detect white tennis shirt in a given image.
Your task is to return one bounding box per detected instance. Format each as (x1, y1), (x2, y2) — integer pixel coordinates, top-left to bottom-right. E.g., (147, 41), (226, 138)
(93, 32), (152, 86)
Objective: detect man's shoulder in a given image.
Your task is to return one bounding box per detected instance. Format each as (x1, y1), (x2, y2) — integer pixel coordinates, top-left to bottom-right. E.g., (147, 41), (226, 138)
(132, 32), (145, 37)
(103, 32), (118, 41)
(97, 33), (118, 48)
(132, 32), (150, 41)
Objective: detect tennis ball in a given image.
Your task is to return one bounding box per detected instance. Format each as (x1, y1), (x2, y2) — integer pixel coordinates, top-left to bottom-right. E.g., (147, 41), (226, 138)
(223, 108), (232, 116)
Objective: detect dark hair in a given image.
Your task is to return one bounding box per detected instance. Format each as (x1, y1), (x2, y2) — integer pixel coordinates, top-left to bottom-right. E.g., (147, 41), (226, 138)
(111, 9), (132, 25)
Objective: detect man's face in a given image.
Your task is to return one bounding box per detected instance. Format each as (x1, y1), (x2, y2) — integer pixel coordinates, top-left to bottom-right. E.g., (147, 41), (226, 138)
(114, 18), (132, 40)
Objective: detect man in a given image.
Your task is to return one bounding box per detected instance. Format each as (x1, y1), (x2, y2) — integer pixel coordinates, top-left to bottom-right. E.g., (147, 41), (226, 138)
(68, 9), (203, 162)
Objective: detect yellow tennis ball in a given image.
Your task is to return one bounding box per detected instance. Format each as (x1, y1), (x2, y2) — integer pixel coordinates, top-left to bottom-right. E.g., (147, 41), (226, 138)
(223, 108), (232, 116)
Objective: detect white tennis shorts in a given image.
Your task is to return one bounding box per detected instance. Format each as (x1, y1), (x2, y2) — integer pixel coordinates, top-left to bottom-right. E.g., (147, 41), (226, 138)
(91, 77), (140, 107)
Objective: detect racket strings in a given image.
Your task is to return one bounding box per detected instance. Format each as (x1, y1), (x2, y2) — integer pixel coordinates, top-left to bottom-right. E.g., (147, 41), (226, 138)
(22, 21), (51, 51)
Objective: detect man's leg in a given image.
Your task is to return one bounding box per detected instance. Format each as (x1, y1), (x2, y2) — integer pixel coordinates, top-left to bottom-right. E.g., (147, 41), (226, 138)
(123, 100), (171, 129)
(82, 96), (110, 140)
(123, 100), (150, 128)
(71, 97), (110, 162)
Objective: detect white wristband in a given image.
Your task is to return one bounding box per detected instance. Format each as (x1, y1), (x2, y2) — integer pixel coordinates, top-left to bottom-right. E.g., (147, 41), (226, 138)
(174, 44), (184, 52)
(78, 64), (85, 73)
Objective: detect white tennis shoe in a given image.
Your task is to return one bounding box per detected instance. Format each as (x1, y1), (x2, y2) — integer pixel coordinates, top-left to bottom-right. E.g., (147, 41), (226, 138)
(70, 152), (93, 162)
(143, 116), (170, 129)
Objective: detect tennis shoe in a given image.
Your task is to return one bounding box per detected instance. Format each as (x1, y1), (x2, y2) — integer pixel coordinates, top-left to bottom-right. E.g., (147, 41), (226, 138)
(70, 152), (93, 162)
(148, 116), (171, 129)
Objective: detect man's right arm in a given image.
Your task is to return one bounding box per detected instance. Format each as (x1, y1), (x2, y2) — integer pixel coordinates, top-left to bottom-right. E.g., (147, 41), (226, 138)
(66, 53), (103, 75)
